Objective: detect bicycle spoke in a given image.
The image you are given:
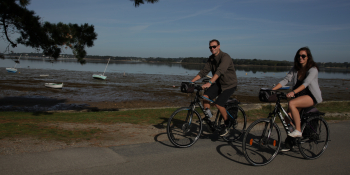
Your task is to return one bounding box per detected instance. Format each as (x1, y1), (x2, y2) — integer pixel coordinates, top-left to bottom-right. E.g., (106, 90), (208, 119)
(167, 108), (202, 147)
(298, 117), (329, 159)
(242, 119), (281, 166)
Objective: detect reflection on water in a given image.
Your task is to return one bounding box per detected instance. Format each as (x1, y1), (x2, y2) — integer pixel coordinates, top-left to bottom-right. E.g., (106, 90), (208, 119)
(1, 58), (349, 79)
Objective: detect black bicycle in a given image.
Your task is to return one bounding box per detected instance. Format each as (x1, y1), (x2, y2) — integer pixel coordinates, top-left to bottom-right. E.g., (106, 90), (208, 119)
(242, 89), (330, 166)
(166, 82), (247, 148)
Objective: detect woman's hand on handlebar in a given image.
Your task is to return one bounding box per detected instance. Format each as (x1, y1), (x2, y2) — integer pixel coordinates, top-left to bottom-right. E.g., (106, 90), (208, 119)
(286, 91), (295, 98)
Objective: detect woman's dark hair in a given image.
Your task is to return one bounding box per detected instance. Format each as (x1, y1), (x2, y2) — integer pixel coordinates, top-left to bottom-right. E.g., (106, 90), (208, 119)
(294, 46), (319, 71)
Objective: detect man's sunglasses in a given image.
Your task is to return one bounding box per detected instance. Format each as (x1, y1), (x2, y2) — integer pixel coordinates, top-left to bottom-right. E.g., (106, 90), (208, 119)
(298, 54), (307, 59)
(209, 45), (218, 49)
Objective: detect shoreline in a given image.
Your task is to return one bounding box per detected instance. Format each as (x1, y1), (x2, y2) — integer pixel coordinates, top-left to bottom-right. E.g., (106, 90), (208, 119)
(1, 67), (349, 112)
(3, 56), (349, 70)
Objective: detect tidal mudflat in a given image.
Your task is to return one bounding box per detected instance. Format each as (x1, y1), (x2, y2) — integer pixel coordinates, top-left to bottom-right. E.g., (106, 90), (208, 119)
(1, 68), (349, 112)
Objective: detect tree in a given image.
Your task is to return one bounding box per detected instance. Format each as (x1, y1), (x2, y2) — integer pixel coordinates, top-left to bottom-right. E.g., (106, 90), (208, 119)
(132, 0), (159, 7)
(1, 0), (158, 63)
(1, 0), (97, 64)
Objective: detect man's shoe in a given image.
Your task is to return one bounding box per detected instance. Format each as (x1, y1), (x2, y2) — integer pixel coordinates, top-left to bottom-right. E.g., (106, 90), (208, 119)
(280, 148), (290, 152)
(280, 143), (291, 152)
(219, 121), (232, 136)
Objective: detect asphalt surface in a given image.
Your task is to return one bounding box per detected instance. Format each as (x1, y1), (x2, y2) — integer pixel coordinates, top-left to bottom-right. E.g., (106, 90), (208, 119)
(1, 120), (349, 175)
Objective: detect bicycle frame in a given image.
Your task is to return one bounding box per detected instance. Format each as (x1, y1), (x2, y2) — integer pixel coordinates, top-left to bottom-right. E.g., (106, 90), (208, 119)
(186, 89), (223, 132)
(269, 94), (295, 135)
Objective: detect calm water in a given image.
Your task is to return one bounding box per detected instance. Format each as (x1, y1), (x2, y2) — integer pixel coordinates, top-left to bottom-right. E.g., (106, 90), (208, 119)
(1, 58), (349, 79)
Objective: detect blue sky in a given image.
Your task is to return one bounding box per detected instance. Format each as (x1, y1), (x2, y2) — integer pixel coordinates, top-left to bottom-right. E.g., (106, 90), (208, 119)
(2, 0), (350, 62)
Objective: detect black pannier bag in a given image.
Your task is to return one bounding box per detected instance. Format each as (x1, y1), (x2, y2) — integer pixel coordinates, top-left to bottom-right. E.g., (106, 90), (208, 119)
(181, 82), (195, 93)
(226, 98), (239, 120)
(259, 88), (277, 102)
(301, 107), (324, 137)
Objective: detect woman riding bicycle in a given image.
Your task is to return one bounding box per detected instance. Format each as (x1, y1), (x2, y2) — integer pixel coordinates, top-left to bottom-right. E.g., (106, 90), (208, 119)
(272, 47), (322, 138)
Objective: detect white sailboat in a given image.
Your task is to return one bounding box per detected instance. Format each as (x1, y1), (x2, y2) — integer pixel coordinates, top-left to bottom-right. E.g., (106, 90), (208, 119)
(45, 83), (63, 89)
(6, 54), (21, 73)
(92, 58), (110, 80)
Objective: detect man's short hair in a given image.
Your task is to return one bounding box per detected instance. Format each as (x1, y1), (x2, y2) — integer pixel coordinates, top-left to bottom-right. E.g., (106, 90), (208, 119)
(209, 39), (220, 45)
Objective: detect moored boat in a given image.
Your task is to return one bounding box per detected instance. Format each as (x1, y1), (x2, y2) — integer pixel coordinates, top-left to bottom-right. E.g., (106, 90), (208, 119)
(6, 54), (21, 73)
(6, 68), (17, 73)
(45, 83), (63, 89)
(92, 74), (107, 80)
(92, 58), (110, 80)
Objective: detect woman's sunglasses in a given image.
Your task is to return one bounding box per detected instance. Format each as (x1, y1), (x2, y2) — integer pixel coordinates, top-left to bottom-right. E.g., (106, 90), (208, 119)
(298, 54), (307, 59)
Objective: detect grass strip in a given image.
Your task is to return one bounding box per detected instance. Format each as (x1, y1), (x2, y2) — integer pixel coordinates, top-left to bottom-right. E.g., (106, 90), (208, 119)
(0, 122), (102, 142)
(0, 101), (348, 141)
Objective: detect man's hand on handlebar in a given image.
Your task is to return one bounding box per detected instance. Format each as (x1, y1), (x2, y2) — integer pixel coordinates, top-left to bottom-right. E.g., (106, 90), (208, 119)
(202, 82), (211, 89)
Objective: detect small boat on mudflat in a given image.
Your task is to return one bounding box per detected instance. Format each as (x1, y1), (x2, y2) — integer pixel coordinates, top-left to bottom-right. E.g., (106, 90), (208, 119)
(92, 74), (107, 80)
(93, 58), (110, 80)
(6, 54), (21, 73)
(45, 83), (63, 89)
(6, 68), (17, 73)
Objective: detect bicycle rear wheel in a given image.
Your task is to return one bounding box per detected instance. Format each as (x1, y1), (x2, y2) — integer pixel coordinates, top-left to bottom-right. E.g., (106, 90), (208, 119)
(298, 116), (329, 159)
(221, 106), (247, 142)
(167, 107), (202, 148)
(242, 119), (281, 166)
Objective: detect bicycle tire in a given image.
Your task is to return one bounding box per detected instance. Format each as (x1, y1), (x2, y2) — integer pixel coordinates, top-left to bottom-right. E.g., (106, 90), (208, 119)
(220, 106), (247, 142)
(298, 116), (329, 159)
(242, 118), (281, 166)
(167, 107), (203, 148)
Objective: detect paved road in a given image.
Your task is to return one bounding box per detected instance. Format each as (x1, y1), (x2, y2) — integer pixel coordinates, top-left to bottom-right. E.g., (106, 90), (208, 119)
(1, 120), (349, 175)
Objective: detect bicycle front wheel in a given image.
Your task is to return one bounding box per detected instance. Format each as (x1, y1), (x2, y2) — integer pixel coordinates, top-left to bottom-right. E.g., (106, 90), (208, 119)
(221, 106), (247, 142)
(298, 116), (329, 159)
(167, 107), (203, 148)
(242, 119), (281, 166)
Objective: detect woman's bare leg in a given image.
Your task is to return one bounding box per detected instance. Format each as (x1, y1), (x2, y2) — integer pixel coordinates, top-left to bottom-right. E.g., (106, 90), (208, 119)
(288, 95), (314, 132)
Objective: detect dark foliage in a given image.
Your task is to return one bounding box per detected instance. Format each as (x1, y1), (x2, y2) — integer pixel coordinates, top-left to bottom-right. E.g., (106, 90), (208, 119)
(1, 0), (97, 64)
(132, 0), (159, 7)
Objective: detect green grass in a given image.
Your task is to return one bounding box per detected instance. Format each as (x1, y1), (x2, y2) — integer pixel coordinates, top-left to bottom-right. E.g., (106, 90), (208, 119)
(243, 101), (350, 122)
(0, 122), (102, 142)
(0, 101), (349, 141)
(316, 101), (350, 113)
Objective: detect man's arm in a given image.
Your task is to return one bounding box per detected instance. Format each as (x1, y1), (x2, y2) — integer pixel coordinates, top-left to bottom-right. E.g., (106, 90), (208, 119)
(197, 58), (212, 78)
(191, 75), (201, 82)
(202, 74), (219, 89)
(215, 54), (231, 77)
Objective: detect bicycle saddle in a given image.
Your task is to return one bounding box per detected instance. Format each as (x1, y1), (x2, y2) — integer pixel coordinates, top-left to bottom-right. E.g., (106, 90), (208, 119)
(227, 98), (239, 105)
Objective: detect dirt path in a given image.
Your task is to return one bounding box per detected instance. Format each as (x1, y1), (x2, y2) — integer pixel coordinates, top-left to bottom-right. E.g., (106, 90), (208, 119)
(0, 122), (169, 155)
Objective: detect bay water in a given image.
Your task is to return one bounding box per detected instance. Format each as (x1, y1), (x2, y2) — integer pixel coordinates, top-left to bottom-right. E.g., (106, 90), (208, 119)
(1, 58), (349, 79)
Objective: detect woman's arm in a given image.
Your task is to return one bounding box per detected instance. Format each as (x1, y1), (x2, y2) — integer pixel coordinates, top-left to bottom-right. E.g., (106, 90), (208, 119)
(278, 67), (295, 86)
(302, 67), (318, 88)
(272, 83), (282, 90)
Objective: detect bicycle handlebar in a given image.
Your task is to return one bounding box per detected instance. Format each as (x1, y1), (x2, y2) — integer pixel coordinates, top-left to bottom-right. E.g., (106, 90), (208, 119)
(271, 90), (295, 100)
(195, 85), (203, 91)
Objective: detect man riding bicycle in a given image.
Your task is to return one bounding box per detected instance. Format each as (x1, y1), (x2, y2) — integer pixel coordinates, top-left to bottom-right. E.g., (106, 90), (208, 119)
(191, 39), (238, 136)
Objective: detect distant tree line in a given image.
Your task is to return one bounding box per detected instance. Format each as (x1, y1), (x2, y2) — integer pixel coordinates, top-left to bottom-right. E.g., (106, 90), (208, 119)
(145, 57), (182, 63)
(181, 57), (349, 68)
(319, 62), (349, 69)
(181, 57), (293, 66)
(3, 52), (349, 68)
(181, 57), (207, 63)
